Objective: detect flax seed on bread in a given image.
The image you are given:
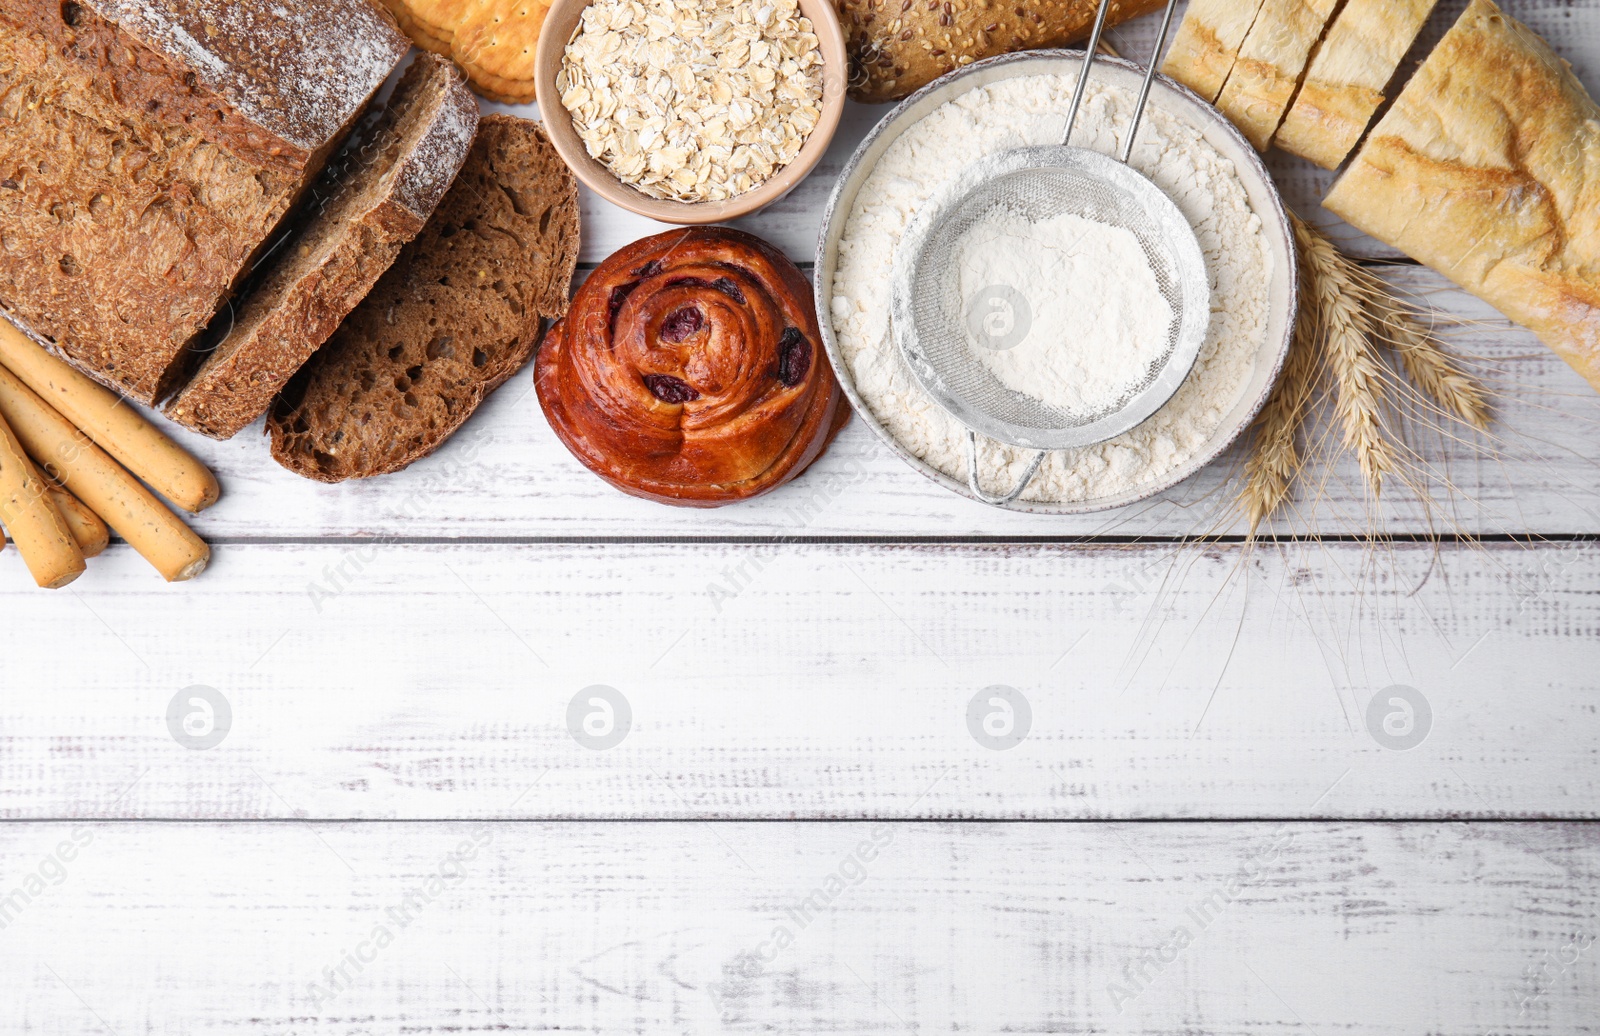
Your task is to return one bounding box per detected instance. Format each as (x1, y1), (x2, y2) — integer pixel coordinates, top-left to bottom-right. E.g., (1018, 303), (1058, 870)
(267, 115), (580, 482)
(165, 54), (479, 440)
(0, 0), (408, 405)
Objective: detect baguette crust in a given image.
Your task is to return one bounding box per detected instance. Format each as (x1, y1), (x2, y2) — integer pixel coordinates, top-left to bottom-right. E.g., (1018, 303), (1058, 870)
(1273, 0), (1438, 169)
(1324, 0), (1600, 392)
(838, 0), (1165, 105)
(0, 0), (407, 404)
(1160, 0), (1271, 104)
(1215, 0), (1340, 151)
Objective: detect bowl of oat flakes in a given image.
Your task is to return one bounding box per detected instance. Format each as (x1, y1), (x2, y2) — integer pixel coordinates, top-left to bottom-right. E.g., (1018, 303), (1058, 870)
(536, 0), (846, 223)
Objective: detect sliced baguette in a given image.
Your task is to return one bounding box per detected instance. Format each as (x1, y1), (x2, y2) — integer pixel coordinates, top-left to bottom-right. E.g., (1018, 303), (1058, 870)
(1215, 0), (1343, 151)
(1161, 0), (1272, 104)
(267, 115), (580, 482)
(164, 54), (479, 440)
(1273, 0), (1438, 169)
(1324, 0), (1600, 393)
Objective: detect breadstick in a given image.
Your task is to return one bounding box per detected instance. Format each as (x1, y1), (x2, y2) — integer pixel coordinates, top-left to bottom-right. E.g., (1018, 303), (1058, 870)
(0, 319), (220, 513)
(33, 461), (109, 558)
(0, 408), (85, 588)
(0, 366), (209, 581)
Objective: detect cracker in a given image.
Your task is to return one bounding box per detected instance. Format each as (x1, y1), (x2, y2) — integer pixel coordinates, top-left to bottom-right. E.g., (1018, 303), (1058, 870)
(385, 0), (455, 55)
(452, 0), (548, 94)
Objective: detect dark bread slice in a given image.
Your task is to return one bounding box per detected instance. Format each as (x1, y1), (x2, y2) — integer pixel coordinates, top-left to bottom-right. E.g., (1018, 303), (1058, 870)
(164, 55), (479, 440)
(0, 0), (408, 405)
(267, 115), (579, 482)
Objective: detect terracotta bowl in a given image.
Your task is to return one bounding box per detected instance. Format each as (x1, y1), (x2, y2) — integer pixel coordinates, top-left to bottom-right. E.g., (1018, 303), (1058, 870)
(534, 0), (848, 225)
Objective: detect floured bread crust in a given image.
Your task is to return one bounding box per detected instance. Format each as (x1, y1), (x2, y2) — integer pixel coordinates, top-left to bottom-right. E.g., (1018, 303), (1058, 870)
(1325, 0), (1600, 392)
(1215, 0), (1341, 151)
(1274, 0), (1438, 169)
(1161, 0), (1271, 104)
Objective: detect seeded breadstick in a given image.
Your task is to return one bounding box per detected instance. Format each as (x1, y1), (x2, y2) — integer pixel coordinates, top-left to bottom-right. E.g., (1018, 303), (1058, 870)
(0, 319), (220, 513)
(0, 408), (84, 588)
(0, 366), (209, 582)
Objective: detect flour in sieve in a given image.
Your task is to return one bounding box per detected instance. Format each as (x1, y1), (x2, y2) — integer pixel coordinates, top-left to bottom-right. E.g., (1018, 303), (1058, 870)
(829, 73), (1274, 503)
(956, 211), (1173, 416)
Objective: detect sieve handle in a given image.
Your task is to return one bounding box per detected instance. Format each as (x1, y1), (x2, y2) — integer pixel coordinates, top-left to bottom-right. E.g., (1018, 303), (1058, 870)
(966, 431), (1047, 507)
(1061, 0), (1114, 147)
(1119, 0), (1183, 164)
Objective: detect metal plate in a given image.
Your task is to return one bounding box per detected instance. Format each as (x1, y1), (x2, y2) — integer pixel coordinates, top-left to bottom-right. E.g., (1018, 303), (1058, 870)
(814, 50), (1299, 515)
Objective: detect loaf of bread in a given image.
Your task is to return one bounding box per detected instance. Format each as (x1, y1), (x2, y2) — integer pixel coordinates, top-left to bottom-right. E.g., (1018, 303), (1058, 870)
(268, 116), (580, 481)
(0, 0), (409, 405)
(165, 54), (480, 440)
(1160, 0), (1270, 104)
(839, 0), (1165, 104)
(1324, 0), (1600, 393)
(1214, 0), (1340, 151)
(1273, 0), (1438, 169)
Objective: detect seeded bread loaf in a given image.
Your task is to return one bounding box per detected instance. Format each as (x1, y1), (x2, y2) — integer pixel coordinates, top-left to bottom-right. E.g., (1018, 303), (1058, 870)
(1324, 0), (1600, 394)
(165, 55), (479, 440)
(0, 0), (409, 405)
(268, 116), (580, 482)
(1161, 0), (1271, 104)
(1214, 0), (1341, 151)
(838, 0), (1165, 104)
(1273, 0), (1438, 169)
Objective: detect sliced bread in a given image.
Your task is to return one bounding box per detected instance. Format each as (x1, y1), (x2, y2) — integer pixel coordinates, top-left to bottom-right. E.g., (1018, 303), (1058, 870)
(1161, 0), (1272, 104)
(164, 54), (479, 440)
(267, 115), (580, 482)
(0, 0), (409, 405)
(1272, 0), (1439, 169)
(1214, 0), (1342, 151)
(1324, 0), (1600, 392)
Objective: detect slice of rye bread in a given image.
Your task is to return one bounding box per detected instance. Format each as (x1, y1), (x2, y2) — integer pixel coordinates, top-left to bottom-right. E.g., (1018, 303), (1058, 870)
(164, 55), (479, 440)
(0, 0), (409, 405)
(267, 115), (579, 482)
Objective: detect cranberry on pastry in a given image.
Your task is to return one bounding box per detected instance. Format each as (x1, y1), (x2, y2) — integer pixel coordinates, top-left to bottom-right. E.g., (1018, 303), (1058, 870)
(535, 228), (849, 506)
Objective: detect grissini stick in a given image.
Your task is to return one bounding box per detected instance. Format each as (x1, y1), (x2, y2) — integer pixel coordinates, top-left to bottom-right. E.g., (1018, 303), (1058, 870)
(0, 365), (209, 581)
(0, 319), (220, 513)
(33, 460), (109, 558)
(0, 407), (85, 588)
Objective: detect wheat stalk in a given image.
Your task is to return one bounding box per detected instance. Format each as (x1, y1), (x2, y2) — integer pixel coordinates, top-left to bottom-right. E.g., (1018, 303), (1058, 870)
(1240, 267), (1321, 535)
(1292, 216), (1399, 497)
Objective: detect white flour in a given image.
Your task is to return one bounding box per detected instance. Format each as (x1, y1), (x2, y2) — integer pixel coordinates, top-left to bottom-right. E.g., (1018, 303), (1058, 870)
(830, 73), (1274, 503)
(955, 211), (1173, 416)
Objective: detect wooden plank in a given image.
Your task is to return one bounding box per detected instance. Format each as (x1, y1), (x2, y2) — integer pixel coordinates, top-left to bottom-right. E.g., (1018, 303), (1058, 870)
(115, 267), (1600, 540)
(4, 539), (1597, 820)
(0, 822), (1595, 1033)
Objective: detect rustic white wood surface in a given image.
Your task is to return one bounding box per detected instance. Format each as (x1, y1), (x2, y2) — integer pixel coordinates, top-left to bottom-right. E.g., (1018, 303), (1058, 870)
(4, 539), (1598, 819)
(2, 2), (1598, 1031)
(1, 823), (1596, 1034)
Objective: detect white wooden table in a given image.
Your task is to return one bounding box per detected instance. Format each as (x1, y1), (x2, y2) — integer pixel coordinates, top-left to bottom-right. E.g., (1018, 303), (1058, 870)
(4, 2), (1599, 1032)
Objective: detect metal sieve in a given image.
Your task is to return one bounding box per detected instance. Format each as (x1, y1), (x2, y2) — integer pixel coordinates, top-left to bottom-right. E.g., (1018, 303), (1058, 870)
(888, 0), (1209, 506)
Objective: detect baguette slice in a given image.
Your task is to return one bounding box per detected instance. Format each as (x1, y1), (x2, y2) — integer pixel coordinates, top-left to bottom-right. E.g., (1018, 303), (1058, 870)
(165, 55), (479, 440)
(1215, 0), (1342, 151)
(267, 115), (580, 482)
(1324, 0), (1600, 393)
(1161, 0), (1272, 104)
(1273, 0), (1438, 169)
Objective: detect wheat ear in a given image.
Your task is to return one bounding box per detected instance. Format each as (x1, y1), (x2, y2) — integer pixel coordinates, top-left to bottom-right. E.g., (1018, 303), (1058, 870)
(1292, 216), (1398, 497)
(1350, 278), (1493, 432)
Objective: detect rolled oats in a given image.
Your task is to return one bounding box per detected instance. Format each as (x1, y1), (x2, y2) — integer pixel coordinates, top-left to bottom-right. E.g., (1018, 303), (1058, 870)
(559, 0), (826, 203)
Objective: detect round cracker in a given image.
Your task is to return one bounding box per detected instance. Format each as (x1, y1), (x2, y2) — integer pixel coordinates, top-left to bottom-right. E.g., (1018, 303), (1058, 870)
(452, 0), (548, 86)
(391, 4), (455, 54)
